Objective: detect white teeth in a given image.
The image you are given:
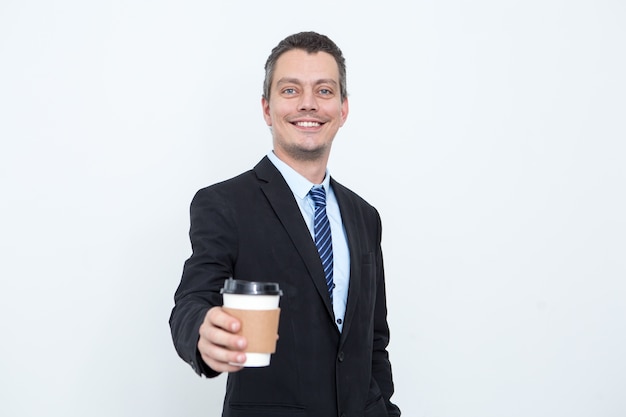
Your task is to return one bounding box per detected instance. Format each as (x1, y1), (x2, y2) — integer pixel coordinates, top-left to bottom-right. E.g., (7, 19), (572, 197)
(296, 121), (321, 127)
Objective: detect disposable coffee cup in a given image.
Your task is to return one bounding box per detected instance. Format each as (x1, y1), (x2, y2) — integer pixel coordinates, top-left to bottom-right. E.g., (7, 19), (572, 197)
(220, 278), (282, 367)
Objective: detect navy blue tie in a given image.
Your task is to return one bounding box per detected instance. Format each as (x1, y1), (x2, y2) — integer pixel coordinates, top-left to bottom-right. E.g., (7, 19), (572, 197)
(310, 186), (334, 303)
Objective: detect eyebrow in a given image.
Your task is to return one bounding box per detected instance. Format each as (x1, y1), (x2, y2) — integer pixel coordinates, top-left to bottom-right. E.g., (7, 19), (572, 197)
(276, 77), (339, 87)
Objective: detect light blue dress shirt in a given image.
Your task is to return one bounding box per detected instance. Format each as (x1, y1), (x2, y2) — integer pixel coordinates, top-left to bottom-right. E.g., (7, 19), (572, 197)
(267, 151), (350, 332)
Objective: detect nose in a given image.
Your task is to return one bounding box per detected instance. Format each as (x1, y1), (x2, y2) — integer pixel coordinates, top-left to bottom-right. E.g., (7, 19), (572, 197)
(298, 89), (318, 112)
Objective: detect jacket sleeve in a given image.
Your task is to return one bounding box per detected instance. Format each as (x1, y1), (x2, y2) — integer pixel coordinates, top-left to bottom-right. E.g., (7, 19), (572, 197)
(169, 187), (238, 378)
(372, 209), (402, 416)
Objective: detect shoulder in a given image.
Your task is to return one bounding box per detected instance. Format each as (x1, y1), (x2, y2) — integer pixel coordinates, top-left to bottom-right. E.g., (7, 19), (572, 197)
(331, 178), (377, 211)
(190, 157), (286, 211)
(330, 178), (382, 225)
(195, 169), (255, 196)
(193, 156), (281, 200)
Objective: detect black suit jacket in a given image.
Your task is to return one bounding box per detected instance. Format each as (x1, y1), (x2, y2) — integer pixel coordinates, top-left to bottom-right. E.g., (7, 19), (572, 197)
(170, 157), (400, 417)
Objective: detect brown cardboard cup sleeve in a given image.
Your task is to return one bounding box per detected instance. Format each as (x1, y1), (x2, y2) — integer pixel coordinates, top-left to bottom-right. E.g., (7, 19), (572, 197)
(222, 307), (281, 353)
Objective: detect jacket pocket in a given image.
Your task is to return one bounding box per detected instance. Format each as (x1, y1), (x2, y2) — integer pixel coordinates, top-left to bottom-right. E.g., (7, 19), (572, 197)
(364, 379), (389, 417)
(364, 395), (389, 417)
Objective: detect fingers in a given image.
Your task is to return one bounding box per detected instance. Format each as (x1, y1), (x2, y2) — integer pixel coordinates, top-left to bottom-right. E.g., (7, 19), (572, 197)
(198, 307), (247, 373)
(207, 306), (242, 334)
(198, 337), (246, 373)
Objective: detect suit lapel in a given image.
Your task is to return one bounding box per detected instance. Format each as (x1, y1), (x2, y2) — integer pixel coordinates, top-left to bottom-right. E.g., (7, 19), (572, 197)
(331, 179), (362, 341)
(254, 157), (335, 321)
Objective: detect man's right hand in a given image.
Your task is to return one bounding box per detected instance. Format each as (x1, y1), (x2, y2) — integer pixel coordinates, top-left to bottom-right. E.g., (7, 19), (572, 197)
(197, 306), (248, 373)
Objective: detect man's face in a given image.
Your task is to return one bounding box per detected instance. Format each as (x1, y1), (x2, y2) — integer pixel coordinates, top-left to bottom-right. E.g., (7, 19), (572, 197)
(262, 49), (349, 163)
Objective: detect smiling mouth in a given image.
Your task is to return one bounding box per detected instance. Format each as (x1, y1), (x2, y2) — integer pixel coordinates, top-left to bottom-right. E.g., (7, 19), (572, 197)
(293, 121), (322, 128)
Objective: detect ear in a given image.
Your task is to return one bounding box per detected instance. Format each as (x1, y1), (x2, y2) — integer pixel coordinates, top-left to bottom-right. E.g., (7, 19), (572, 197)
(339, 96), (349, 127)
(262, 97), (272, 126)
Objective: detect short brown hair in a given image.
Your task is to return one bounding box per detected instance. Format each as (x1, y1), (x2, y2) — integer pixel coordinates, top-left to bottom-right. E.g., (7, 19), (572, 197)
(263, 31), (348, 102)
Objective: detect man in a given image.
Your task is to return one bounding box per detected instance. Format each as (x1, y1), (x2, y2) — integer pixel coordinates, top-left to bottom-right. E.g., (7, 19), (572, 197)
(170, 31), (401, 417)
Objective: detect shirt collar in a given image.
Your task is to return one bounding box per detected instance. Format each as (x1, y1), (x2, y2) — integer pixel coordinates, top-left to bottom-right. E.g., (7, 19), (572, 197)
(266, 151), (331, 200)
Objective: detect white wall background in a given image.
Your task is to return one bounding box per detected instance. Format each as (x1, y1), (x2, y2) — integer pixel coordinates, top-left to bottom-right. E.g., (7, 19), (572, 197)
(1, 1), (625, 416)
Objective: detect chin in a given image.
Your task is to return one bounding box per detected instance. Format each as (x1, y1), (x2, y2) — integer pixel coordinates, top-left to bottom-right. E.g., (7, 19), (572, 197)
(290, 145), (328, 161)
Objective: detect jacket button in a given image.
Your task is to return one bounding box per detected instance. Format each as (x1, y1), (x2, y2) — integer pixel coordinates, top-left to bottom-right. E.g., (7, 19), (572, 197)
(338, 351), (345, 362)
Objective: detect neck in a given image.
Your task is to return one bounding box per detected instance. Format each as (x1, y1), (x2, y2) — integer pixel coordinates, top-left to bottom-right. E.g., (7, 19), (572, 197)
(272, 149), (329, 184)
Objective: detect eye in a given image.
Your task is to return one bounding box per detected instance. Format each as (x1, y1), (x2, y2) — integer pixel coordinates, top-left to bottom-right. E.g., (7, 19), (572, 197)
(319, 88), (333, 95)
(282, 88), (297, 95)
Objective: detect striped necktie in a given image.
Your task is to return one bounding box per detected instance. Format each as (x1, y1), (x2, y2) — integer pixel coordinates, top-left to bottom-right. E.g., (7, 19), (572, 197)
(310, 186), (334, 303)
